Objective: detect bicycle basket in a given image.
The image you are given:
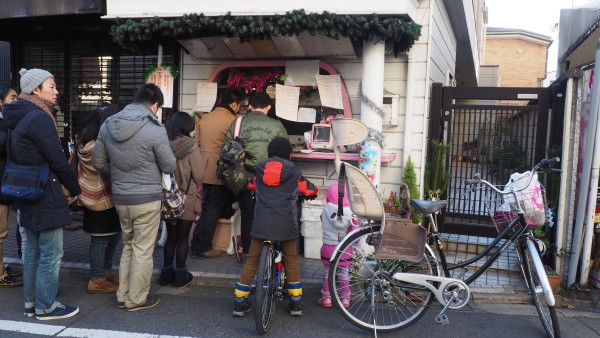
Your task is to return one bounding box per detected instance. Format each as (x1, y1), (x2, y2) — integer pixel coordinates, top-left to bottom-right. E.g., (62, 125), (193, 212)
(484, 179), (547, 233)
(375, 214), (426, 262)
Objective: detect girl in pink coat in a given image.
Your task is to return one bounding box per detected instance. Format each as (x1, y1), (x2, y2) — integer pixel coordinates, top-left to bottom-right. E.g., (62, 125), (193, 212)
(319, 183), (358, 308)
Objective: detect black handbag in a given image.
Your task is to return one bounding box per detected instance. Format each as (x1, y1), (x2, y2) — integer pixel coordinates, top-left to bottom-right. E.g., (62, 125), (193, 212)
(1, 131), (49, 202)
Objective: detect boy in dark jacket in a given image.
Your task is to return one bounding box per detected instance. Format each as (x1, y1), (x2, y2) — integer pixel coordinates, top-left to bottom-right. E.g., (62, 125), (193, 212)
(232, 137), (318, 318)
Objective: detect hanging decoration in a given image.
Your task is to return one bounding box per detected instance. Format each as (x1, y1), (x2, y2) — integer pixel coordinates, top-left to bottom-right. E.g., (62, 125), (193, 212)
(143, 62), (180, 82)
(226, 70), (287, 93)
(111, 10), (422, 56)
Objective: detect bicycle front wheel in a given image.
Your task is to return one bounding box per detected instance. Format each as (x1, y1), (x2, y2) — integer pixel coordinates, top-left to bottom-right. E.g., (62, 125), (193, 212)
(521, 238), (561, 338)
(328, 225), (438, 333)
(254, 244), (276, 335)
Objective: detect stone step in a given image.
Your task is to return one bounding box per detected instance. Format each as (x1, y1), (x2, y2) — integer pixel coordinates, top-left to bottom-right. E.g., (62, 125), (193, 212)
(444, 249), (521, 274)
(440, 233), (504, 256)
(440, 233), (521, 273)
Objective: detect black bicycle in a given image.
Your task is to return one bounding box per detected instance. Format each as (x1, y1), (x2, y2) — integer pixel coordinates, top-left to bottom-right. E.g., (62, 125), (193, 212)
(254, 240), (287, 335)
(328, 158), (561, 337)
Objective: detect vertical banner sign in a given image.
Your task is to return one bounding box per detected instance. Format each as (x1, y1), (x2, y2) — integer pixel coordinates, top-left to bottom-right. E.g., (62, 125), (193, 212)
(195, 82), (218, 113)
(316, 75), (343, 109)
(146, 67), (174, 108)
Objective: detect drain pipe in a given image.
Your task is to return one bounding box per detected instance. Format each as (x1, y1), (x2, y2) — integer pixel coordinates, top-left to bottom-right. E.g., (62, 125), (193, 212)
(403, 51), (415, 165)
(555, 76), (574, 273)
(567, 38), (600, 287)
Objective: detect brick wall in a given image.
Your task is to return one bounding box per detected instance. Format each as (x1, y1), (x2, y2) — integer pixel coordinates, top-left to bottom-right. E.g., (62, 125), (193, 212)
(483, 38), (548, 87)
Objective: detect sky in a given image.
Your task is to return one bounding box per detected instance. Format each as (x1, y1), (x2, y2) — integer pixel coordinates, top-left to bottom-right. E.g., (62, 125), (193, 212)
(485, 0), (595, 81)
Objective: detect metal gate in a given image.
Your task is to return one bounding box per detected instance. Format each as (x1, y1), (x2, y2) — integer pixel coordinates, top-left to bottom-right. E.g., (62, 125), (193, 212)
(429, 84), (556, 236)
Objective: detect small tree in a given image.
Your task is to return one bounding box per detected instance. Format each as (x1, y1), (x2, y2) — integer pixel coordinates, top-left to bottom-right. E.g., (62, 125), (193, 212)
(402, 156), (423, 224)
(424, 139), (451, 200)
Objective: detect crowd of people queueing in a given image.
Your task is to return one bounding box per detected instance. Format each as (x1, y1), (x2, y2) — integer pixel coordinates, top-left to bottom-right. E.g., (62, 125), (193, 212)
(0, 67), (362, 322)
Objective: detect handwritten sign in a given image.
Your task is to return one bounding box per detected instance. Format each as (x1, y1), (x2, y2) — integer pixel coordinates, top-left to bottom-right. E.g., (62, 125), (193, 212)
(146, 67), (173, 108)
(297, 107), (317, 123)
(275, 84), (300, 121)
(316, 75), (343, 109)
(195, 82), (218, 112)
(285, 60), (319, 86)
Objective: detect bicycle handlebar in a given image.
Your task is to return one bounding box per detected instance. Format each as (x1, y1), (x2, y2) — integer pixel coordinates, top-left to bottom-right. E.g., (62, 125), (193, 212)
(463, 157), (560, 195)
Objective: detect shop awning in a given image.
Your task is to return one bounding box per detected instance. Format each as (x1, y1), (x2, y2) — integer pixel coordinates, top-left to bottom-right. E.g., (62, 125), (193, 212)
(178, 33), (357, 60)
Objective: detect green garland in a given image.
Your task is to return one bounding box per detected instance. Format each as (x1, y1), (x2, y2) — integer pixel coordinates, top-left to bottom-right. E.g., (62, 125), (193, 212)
(111, 9), (422, 56)
(143, 62), (180, 82)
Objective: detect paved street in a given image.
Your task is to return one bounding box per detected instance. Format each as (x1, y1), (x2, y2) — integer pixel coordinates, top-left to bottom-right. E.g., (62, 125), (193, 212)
(1, 271), (600, 337)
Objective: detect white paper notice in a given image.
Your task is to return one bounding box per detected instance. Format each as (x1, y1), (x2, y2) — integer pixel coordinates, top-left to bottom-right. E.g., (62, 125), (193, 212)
(146, 67), (174, 108)
(195, 82), (218, 112)
(316, 75), (343, 109)
(285, 60), (319, 86)
(297, 107), (317, 123)
(275, 84), (300, 121)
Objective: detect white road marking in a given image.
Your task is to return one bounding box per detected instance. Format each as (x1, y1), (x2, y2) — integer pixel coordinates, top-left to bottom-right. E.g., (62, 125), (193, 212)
(0, 320), (198, 338)
(0, 320), (65, 335)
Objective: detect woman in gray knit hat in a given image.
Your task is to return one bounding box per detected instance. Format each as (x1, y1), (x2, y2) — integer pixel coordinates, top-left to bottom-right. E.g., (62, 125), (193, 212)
(3, 68), (81, 320)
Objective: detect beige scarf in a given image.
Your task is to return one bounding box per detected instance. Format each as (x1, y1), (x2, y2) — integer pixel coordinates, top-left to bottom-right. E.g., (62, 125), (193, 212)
(18, 93), (56, 128)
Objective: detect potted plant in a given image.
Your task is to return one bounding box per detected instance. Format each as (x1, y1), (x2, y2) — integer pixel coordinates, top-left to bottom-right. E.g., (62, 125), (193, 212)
(544, 265), (561, 295)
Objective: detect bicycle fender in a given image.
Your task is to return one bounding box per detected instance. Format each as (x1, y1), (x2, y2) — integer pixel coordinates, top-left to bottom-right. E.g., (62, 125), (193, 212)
(526, 237), (556, 307)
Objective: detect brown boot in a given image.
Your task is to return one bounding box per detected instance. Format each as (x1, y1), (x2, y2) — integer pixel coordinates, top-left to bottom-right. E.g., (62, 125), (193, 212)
(105, 270), (119, 285)
(202, 249), (224, 258)
(87, 277), (119, 294)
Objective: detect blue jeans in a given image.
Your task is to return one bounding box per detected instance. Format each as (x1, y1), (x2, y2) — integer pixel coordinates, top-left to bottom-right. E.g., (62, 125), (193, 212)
(89, 234), (119, 279)
(23, 227), (63, 314)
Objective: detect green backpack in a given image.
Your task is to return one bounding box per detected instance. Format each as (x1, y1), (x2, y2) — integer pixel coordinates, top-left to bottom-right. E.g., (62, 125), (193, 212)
(217, 117), (248, 194)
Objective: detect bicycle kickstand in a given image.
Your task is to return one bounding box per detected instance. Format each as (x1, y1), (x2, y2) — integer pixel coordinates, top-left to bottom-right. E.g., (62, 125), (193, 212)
(435, 295), (455, 326)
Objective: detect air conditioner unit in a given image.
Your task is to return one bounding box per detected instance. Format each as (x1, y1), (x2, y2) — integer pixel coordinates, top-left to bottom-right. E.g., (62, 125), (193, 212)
(382, 93), (399, 127)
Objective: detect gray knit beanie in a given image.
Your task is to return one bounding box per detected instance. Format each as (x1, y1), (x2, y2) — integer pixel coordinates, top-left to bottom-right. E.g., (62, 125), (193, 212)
(19, 68), (53, 94)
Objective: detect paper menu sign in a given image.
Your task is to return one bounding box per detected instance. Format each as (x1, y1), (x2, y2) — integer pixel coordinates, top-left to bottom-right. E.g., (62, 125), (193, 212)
(195, 82), (218, 112)
(275, 84), (300, 121)
(285, 60), (319, 86)
(297, 107), (317, 123)
(146, 67), (174, 108)
(316, 75), (343, 109)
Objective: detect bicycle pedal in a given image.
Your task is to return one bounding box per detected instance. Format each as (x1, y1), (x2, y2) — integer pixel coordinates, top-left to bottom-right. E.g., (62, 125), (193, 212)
(435, 314), (449, 326)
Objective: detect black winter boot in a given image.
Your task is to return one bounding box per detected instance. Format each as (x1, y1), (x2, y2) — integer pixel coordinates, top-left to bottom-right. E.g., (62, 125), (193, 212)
(159, 266), (174, 286)
(173, 267), (193, 288)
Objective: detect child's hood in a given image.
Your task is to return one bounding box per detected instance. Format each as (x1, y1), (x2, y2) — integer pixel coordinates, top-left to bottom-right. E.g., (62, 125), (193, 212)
(257, 156), (297, 187)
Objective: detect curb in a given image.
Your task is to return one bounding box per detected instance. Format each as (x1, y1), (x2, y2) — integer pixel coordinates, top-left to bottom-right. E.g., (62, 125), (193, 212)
(10, 257), (590, 307)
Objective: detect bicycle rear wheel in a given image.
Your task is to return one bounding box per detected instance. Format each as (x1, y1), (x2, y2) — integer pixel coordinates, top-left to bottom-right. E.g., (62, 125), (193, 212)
(328, 225), (438, 333)
(520, 239), (561, 338)
(254, 244), (276, 335)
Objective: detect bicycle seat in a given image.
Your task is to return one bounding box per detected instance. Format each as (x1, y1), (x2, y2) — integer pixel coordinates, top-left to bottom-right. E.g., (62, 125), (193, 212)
(410, 199), (447, 216)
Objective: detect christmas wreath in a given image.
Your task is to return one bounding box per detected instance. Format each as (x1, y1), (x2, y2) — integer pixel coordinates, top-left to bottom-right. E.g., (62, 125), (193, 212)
(111, 10), (421, 56)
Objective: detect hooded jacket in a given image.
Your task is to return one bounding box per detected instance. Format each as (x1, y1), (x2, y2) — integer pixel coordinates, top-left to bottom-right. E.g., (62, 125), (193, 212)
(248, 156), (318, 241)
(2, 100), (81, 231)
(170, 135), (204, 221)
(92, 103), (176, 205)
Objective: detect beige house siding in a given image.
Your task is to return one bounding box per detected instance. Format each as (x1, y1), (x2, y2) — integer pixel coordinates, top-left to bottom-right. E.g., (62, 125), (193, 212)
(483, 38), (548, 87)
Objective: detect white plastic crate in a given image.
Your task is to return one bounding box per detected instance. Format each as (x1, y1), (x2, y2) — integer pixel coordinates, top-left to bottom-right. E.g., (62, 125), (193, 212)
(303, 236), (323, 260)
